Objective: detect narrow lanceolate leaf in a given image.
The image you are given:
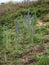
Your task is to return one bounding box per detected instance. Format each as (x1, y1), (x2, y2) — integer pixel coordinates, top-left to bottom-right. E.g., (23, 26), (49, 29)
(3, 25), (8, 31)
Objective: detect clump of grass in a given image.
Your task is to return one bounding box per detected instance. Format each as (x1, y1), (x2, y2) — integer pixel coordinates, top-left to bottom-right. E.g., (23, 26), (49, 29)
(44, 17), (49, 22)
(37, 58), (49, 65)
